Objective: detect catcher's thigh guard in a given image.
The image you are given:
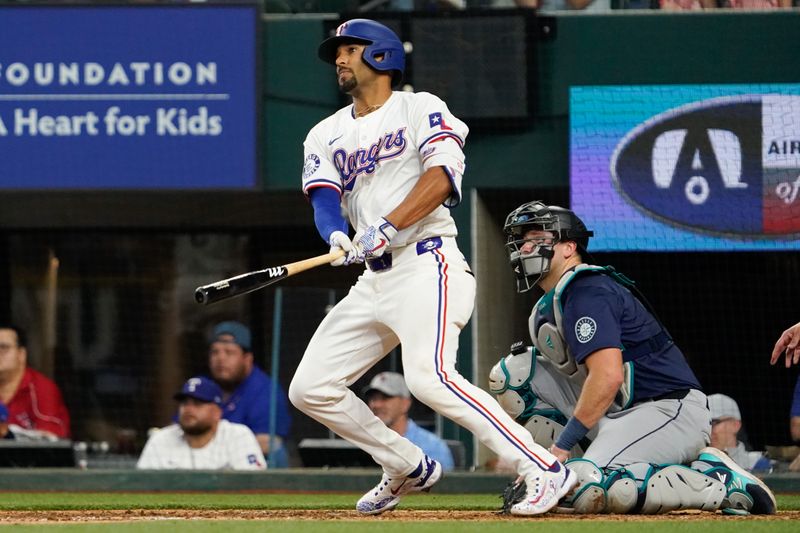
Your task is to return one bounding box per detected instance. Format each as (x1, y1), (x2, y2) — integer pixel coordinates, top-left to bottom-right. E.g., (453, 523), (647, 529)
(523, 414), (563, 450)
(640, 465), (725, 514)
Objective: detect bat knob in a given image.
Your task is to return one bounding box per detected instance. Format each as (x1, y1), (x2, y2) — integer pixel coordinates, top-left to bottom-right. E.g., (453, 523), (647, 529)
(194, 288), (208, 305)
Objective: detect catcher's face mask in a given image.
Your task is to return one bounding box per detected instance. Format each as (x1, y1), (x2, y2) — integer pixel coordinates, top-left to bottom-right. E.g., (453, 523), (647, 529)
(504, 201), (594, 293)
(507, 230), (557, 292)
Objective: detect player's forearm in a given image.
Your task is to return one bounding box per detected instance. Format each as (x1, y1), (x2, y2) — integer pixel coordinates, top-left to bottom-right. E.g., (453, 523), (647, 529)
(572, 348), (625, 428)
(572, 372), (620, 429)
(384, 166), (452, 231)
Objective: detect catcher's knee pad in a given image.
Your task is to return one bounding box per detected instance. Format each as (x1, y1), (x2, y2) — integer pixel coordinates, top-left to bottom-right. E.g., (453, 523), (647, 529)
(603, 468), (638, 514)
(562, 458), (607, 513)
(489, 345), (541, 421)
(639, 464), (726, 514)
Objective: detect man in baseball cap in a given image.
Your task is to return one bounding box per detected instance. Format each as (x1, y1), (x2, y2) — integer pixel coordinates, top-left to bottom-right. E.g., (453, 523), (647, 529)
(364, 372), (454, 471)
(708, 393), (770, 473)
(210, 321), (252, 352)
(207, 321), (291, 467)
(137, 376), (265, 470)
(174, 376), (223, 406)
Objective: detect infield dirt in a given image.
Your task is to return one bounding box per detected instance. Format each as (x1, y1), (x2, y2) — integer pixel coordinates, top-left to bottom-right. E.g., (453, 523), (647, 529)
(1, 509), (799, 523)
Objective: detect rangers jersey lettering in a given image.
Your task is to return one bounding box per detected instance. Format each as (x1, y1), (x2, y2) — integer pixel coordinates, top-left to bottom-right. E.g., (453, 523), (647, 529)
(301, 91), (468, 250)
(333, 127), (407, 189)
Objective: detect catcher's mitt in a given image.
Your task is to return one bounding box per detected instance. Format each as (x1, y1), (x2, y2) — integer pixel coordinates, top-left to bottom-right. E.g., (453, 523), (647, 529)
(498, 477), (527, 514)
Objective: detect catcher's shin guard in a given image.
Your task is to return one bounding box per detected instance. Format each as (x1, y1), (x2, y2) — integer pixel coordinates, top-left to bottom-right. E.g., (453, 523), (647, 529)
(604, 468), (638, 514)
(639, 464), (725, 514)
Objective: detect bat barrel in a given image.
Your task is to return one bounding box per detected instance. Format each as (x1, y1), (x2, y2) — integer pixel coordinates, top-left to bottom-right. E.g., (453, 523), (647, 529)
(193, 253), (334, 305)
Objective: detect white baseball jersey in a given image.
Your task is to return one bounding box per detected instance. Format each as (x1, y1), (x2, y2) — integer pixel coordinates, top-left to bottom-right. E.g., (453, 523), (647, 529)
(136, 420), (266, 470)
(302, 91), (467, 247)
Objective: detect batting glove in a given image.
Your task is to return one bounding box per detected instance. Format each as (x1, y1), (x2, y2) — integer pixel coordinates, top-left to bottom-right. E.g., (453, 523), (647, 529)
(355, 217), (398, 259)
(328, 231), (361, 267)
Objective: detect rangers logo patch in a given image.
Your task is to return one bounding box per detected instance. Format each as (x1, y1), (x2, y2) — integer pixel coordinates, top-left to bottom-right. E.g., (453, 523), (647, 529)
(575, 316), (597, 343)
(303, 154), (320, 179)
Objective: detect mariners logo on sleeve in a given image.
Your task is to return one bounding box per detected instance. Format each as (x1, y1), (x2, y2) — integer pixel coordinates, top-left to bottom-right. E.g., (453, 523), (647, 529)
(428, 112), (452, 131)
(575, 316), (597, 343)
(303, 154), (321, 179)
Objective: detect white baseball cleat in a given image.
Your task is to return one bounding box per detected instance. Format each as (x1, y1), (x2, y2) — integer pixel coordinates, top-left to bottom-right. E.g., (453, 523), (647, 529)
(356, 455), (443, 515)
(511, 462), (577, 516)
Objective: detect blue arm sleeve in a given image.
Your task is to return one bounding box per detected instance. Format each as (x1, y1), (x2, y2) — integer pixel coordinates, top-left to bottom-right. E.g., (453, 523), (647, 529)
(309, 187), (348, 243)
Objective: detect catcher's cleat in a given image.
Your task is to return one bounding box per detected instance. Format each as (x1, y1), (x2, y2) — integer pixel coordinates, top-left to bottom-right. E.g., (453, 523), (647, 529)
(356, 455), (442, 515)
(510, 462), (577, 516)
(695, 447), (776, 515)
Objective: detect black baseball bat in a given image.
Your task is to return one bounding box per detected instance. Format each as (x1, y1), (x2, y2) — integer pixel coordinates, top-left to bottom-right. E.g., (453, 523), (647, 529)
(194, 249), (345, 305)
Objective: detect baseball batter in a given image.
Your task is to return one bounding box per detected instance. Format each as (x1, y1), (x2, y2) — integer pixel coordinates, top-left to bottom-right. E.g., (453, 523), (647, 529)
(289, 19), (575, 516)
(490, 201), (776, 515)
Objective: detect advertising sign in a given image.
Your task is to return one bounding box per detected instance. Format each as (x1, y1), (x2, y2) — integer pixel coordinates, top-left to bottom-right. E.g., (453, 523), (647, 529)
(0, 5), (258, 189)
(571, 85), (800, 250)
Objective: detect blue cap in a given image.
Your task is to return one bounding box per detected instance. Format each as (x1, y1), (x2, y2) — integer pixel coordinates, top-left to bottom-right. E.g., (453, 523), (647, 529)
(174, 376), (223, 405)
(0, 402), (8, 423)
(211, 321), (252, 352)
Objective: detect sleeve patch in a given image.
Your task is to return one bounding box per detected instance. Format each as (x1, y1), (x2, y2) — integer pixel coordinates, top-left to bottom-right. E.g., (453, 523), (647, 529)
(302, 154), (321, 180)
(575, 316), (598, 344)
(428, 112), (453, 131)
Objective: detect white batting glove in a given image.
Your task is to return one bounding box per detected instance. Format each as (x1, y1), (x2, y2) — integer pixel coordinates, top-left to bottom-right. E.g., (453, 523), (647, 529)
(354, 217), (398, 259)
(328, 231), (361, 267)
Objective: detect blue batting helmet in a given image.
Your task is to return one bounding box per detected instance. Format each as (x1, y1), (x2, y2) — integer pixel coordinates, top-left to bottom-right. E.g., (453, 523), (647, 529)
(318, 19), (405, 87)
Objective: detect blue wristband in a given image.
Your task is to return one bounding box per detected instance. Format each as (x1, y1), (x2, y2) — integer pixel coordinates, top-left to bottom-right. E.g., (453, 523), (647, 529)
(554, 417), (589, 452)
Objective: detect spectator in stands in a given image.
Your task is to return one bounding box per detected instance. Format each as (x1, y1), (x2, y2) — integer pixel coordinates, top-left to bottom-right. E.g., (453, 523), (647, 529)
(502, 0), (611, 11)
(0, 402), (9, 439)
(771, 321), (800, 470)
(771, 320), (800, 441)
(137, 376), (266, 470)
(719, 0), (792, 7)
(790, 379), (800, 472)
(207, 321), (292, 467)
(772, 321), (800, 370)
(388, 0), (466, 9)
(660, 0), (793, 8)
(659, 0), (715, 9)
(792, 378), (800, 443)
(0, 323), (70, 439)
(0, 400), (59, 441)
(708, 393), (771, 473)
(364, 371), (455, 471)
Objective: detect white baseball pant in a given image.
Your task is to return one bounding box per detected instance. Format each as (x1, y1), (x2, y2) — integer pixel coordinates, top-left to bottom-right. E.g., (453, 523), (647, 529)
(289, 237), (556, 477)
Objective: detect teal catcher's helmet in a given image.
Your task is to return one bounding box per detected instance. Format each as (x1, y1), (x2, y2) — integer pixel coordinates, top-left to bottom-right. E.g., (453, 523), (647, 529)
(318, 19), (405, 87)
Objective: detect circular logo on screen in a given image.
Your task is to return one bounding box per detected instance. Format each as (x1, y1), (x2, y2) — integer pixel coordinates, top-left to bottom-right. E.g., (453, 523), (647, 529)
(303, 154), (320, 179)
(575, 317), (597, 344)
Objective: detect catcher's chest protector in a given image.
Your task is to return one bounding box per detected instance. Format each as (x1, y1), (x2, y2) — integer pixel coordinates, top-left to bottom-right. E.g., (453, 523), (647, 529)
(529, 264), (632, 413)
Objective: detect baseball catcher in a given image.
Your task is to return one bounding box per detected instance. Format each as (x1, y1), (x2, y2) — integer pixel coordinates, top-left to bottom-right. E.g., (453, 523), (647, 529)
(492, 201), (776, 515)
